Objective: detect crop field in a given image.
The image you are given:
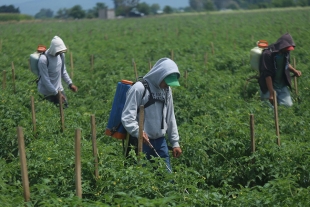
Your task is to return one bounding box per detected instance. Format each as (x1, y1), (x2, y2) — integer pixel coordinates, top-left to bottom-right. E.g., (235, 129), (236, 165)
(1, 7), (310, 206)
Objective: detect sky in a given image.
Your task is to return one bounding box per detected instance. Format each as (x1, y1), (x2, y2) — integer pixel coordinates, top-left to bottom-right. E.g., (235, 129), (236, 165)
(0, 0), (189, 16)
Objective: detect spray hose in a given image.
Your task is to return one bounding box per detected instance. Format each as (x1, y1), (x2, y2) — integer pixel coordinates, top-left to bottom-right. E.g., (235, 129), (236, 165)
(145, 140), (189, 194)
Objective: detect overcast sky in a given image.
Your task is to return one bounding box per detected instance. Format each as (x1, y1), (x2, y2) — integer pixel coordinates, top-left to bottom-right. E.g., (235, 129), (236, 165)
(1, 0), (189, 16)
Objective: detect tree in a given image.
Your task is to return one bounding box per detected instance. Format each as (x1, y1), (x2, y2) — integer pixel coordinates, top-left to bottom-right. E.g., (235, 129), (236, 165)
(55, 8), (69, 19)
(93, 3), (108, 17)
(34, 8), (54, 19)
(137, 2), (150, 15)
(150, 3), (160, 14)
(212, 0), (227, 9)
(113, 0), (140, 8)
(68, 5), (85, 19)
(189, 0), (204, 11)
(272, 0), (295, 7)
(227, 1), (240, 9)
(85, 3), (107, 19)
(163, 5), (173, 14)
(0, 5), (20, 13)
(203, 0), (215, 11)
(113, 0), (140, 16)
(296, 0), (310, 6)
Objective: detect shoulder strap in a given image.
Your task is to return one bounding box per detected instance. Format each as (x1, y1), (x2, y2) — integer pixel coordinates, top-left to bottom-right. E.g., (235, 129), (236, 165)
(40, 53), (63, 72)
(140, 79), (148, 99)
(138, 79), (165, 129)
(60, 53), (64, 74)
(39, 52), (49, 67)
(35, 53), (49, 84)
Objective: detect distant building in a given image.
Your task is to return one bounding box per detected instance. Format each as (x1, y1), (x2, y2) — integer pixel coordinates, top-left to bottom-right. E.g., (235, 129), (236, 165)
(98, 9), (115, 19)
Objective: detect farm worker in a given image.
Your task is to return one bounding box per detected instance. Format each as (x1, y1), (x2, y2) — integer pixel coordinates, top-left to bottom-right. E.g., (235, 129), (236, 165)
(37, 36), (78, 107)
(258, 33), (301, 107)
(121, 57), (182, 172)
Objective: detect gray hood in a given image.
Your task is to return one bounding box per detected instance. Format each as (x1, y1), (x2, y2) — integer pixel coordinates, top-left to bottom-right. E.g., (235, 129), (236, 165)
(143, 58), (180, 89)
(268, 33), (295, 53)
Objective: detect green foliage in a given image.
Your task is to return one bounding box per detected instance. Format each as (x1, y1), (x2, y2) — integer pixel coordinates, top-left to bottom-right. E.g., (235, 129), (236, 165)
(69, 5), (86, 19)
(137, 2), (151, 15)
(0, 5), (20, 13)
(34, 9), (54, 19)
(0, 13), (33, 21)
(150, 3), (160, 14)
(163, 6), (173, 14)
(1, 7), (310, 206)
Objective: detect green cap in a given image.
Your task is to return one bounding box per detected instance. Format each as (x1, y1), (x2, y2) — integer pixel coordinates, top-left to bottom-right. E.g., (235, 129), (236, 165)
(164, 73), (180, 86)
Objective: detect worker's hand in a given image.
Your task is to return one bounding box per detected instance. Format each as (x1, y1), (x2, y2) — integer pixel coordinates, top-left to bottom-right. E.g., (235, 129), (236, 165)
(294, 70), (302, 77)
(58, 94), (66, 102)
(269, 94), (274, 105)
(142, 131), (149, 145)
(172, 147), (182, 158)
(70, 84), (78, 92)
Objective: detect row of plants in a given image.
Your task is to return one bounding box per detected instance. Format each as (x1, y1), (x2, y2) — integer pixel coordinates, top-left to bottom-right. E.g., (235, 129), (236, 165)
(0, 13), (33, 22)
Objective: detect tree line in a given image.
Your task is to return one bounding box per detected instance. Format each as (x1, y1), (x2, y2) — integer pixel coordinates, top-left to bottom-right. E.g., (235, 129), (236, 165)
(0, 5), (20, 13)
(189, 0), (310, 11)
(1, 0), (310, 19)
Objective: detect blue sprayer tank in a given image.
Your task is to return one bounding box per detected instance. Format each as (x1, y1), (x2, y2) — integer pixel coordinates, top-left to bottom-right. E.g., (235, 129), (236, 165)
(106, 80), (133, 139)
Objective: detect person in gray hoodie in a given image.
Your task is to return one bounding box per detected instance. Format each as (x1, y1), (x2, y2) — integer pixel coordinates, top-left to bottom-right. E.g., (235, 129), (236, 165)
(38, 36), (78, 107)
(121, 58), (182, 171)
(258, 33), (301, 107)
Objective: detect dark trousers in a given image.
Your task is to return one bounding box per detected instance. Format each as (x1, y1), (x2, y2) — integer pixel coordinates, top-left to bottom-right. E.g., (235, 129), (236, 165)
(126, 136), (172, 172)
(44, 91), (68, 108)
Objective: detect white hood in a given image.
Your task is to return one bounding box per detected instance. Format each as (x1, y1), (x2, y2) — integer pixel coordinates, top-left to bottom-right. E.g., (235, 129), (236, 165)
(47, 36), (67, 56)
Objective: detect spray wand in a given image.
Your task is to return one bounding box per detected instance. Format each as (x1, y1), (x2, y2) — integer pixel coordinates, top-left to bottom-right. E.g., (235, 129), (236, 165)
(146, 140), (189, 194)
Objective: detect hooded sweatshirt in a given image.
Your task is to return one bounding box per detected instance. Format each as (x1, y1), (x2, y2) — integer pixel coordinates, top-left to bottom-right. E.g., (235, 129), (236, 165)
(38, 36), (72, 96)
(258, 33), (295, 93)
(121, 58), (180, 148)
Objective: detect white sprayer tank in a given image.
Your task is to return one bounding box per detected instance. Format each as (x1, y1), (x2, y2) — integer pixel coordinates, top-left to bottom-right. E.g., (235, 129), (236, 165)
(250, 40), (268, 71)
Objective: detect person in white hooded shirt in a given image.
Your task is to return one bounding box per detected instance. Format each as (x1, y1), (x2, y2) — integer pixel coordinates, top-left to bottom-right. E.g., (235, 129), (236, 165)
(38, 36), (77, 107)
(121, 57), (182, 172)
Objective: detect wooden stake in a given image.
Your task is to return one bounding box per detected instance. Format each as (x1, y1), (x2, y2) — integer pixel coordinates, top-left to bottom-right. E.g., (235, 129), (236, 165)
(149, 59), (152, 71)
(273, 91), (280, 146)
(17, 127), (30, 202)
(70, 52), (74, 80)
(11, 62), (16, 93)
(211, 42), (214, 55)
(250, 114), (255, 153)
(91, 54), (94, 72)
(204, 52), (208, 66)
(30, 96), (36, 135)
(75, 128), (82, 198)
(28, 58), (31, 71)
(293, 57), (298, 95)
(2, 70), (6, 90)
(171, 50), (174, 60)
(91, 115), (99, 179)
(185, 70), (188, 88)
(132, 59), (138, 81)
(58, 91), (65, 132)
(138, 105), (144, 160)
